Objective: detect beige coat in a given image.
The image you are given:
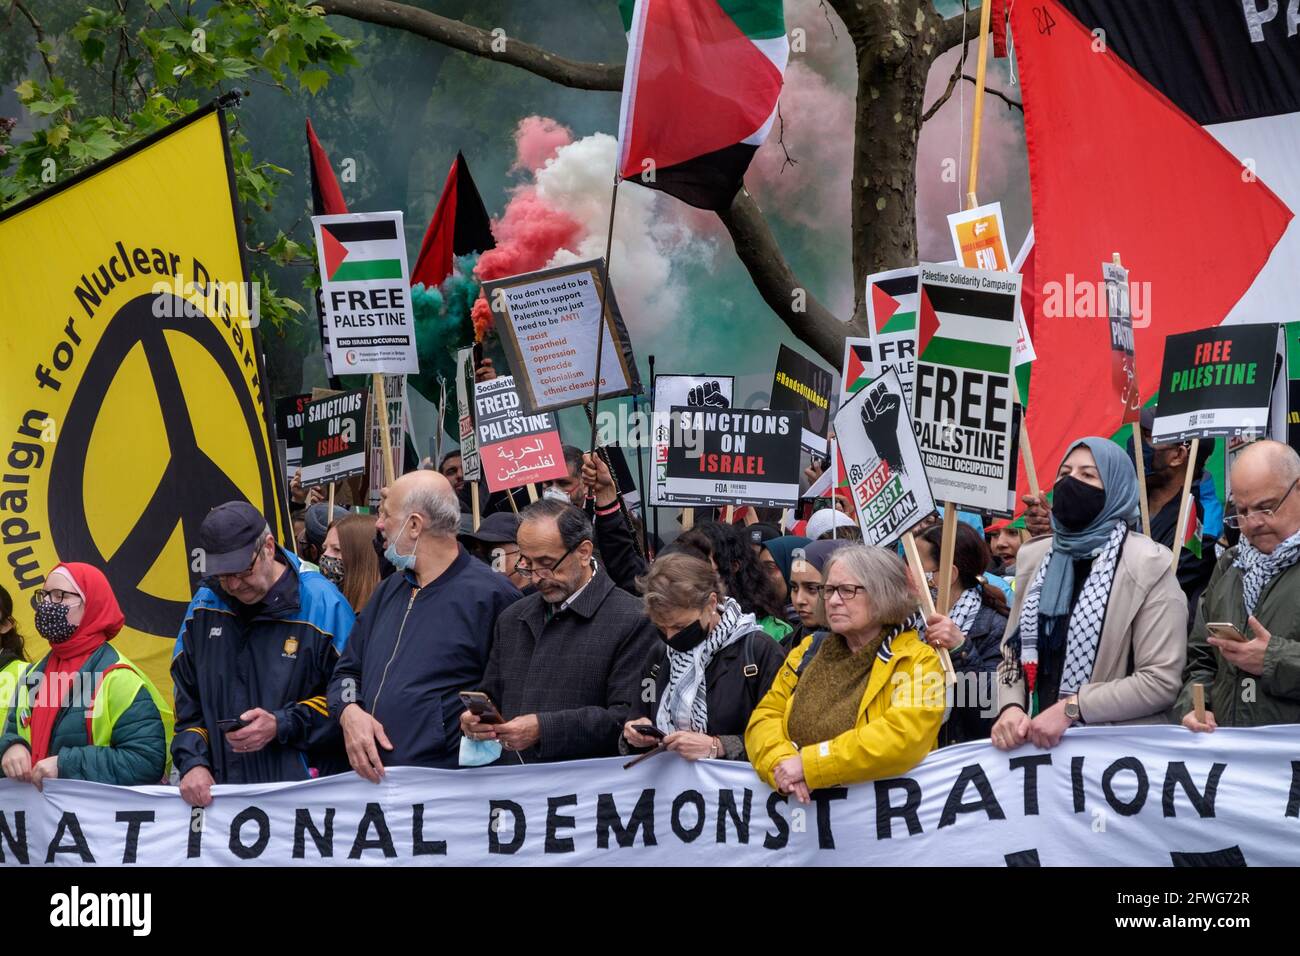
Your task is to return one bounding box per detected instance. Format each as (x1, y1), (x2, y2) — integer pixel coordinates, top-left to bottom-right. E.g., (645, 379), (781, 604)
(998, 532), (1187, 725)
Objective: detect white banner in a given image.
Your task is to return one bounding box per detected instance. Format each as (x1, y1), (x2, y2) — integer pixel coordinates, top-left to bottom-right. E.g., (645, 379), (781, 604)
(3, 727), (1299, 866)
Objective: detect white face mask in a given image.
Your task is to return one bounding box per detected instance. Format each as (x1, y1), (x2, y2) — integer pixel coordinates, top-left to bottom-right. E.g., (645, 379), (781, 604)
(542, 486), (570, 504)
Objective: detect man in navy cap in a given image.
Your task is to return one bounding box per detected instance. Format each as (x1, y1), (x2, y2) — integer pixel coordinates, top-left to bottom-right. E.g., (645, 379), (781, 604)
(171, 501), (355, 807)
(460, 512), (530, 592)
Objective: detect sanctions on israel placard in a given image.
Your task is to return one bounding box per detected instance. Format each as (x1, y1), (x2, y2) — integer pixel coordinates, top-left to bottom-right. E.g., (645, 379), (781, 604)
(0, 105), (287, 698)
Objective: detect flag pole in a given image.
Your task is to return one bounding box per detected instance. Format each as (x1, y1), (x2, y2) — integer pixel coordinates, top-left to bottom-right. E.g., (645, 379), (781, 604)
(588, 177), (622, 459)
(901, 530), (956, 685)
(1171, 438), (1200, 574)
(964, 0), (1040, 501)
(1114, 251), (1152, 536)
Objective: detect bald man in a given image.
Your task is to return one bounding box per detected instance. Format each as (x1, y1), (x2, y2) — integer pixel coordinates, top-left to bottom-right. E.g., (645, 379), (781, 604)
(328, 470), (521, 777)
(1178, 440), (1300, 732)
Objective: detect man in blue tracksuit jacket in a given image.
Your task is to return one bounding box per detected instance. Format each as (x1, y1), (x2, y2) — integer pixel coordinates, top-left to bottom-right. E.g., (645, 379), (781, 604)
(172, 501), (354, 807)
(328, 470), (520, 776)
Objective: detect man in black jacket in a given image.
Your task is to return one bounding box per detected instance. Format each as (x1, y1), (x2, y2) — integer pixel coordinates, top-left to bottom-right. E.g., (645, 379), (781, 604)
(327, 470), (520, 779)
(460, 499), (658, 761)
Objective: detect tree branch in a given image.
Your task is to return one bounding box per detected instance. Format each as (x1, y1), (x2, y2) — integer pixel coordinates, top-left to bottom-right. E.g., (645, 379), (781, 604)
(12, 0), (55, 81)
(315, 0), (624, 91)
(961, 73), (1022, 111)
(717, 189), (863, 365)
(935, 2), (983, 54)
(921, 35), (972, 123)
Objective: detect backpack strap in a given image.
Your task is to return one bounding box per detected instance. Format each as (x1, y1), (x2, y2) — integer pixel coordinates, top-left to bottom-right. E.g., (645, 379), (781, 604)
(743, 629), (760, 678)
(795, 630), (831, 677)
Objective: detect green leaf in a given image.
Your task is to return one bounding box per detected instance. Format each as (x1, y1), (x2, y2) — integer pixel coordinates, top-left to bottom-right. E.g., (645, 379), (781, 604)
(46, 125), (70, 148)
(15, 80), (36, 102)
(298, 68), (329, 94)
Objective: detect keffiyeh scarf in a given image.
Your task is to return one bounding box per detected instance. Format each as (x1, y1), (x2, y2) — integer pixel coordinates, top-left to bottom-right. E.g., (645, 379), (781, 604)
(1018, 521), (1126, 712)
(657, 598), (756, 734)
(1232, 528), (1300, 617)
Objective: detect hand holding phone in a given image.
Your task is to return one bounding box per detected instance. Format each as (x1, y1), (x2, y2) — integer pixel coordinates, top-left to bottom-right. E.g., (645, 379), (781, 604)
(218, 717), (249, 733)
(631, 723), (665, 740)
(459, 691), (504, 724)
(1208, 622), (1248, 643)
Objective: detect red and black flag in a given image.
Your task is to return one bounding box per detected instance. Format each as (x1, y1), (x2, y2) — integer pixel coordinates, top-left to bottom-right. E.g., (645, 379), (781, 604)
(1011, 0), (1297, 500)
(410, 151), (495, 289)
(306, 119), (348, 385)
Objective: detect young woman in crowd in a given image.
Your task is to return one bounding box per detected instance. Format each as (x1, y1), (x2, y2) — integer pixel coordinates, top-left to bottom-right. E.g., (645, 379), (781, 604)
(322, 513), (382, 614)
(917, 523), (1008, 745)
(0, 564), (170, 787)
(677, 523), (793, 643)
(746, 546), (944, 801)
(984, 438), (1187, 751)
(757, 534), (810, 622)
(623, 554), (787, 762)
(988, 524), (1029, 578)
(784, 539), (850, 650)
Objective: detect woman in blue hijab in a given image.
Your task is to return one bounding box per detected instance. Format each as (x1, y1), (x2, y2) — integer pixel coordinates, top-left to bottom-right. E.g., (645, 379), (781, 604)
(984, 437), (1187, 751)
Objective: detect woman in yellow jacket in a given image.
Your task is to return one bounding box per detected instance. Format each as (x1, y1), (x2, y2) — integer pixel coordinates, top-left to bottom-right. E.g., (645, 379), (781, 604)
(746, 545), (945, 802)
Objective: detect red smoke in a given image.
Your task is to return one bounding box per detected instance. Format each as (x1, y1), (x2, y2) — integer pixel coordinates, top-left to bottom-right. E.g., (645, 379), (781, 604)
(471, 118), (587, 340)
(513, 116), (573, 173)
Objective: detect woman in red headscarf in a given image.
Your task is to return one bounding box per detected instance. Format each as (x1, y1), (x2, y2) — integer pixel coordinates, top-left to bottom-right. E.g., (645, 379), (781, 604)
(0, 563), (170, 788)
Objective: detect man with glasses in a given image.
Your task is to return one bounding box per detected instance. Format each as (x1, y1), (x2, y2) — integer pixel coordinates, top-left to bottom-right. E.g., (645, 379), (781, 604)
(459, 499), (658, 762)
(327, 469), (521, 779)
(172, 501), (356, 807)
(1179, 440), (1300, 732)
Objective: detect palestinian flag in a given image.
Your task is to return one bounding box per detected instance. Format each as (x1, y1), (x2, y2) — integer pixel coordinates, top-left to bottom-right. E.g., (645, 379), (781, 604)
(917, 276), (1016, 375)
(319, 219), (404, 282)
(867, 267), (919, 336)
(1182, 505), (1204, 560)
(410, 151), (495, 289)
(307, 119), (348, 385)
(1010, 0), (1297, 500)
(616, 0), (788, 211)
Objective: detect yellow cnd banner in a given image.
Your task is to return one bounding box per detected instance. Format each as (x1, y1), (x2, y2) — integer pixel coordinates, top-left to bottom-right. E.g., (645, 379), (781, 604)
(0, 105), (287, 700)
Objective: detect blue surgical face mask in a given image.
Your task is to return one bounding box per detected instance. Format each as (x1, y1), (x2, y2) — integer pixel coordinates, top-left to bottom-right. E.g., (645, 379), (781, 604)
(384, 516), (418, 572)
(458, 734), (502, 767)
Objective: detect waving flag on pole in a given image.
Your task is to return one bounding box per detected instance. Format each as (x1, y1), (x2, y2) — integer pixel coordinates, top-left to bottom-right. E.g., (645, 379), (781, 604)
(307, 119), (348, 386)
(1010, 0), (1296, 508)
(411, 151), (496, 289)
(616, 0), (788, 211)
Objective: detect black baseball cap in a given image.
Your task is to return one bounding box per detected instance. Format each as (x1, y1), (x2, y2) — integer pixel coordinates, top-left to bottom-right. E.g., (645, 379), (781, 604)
(200, 501), (270, 575)
(460, 511), (520, 545)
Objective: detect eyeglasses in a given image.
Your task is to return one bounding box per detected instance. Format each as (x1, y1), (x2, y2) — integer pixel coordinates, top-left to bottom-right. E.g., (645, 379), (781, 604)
(813, 584), (866, 602)
(1226, 479), (1298, 529)
(219, 548), (263, 582)
(33, 589), (83, 606)
(514, 543), (580, 579)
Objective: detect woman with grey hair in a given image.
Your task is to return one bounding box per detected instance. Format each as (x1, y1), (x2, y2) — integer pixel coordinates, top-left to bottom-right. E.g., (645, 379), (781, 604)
(745, 546), (945, 802)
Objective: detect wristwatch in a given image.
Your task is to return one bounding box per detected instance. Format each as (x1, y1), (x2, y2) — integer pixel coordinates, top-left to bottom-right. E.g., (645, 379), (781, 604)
(1063, 695), (1081, 722)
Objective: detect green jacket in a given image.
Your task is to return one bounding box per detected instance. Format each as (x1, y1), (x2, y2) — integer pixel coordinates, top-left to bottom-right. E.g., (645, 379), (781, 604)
(1176, 546), (1300, 725)
(0, 643), (169, 785)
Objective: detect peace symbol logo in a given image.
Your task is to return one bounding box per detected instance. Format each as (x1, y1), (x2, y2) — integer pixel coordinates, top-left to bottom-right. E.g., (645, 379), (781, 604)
(48, 292), (279, 638)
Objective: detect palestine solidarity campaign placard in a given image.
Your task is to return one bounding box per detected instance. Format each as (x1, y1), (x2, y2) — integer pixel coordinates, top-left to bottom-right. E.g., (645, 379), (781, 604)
(912, 264), (1020, 515)
(312, 211), (420, 375)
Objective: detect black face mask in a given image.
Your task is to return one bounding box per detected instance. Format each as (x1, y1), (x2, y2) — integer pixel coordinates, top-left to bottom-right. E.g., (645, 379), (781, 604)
(666, 620), (708, 652)
(1052, 475), (1107, 533)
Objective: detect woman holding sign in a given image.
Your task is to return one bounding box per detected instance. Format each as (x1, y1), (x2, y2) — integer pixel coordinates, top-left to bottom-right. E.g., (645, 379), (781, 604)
(745, 546), (945, 801)
(989, 438), (1187, 751)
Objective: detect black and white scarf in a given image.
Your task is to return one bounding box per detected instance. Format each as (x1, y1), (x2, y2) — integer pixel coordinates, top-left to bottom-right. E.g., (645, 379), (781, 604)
(1019, 521), (1126, 695)
(656, 598), (755, 735)
(1232, 528), (1300, 617)
(947, 587), (983, 637)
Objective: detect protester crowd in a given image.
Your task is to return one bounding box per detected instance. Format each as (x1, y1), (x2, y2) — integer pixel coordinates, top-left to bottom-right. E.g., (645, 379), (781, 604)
(3, 411), (1299, 814)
